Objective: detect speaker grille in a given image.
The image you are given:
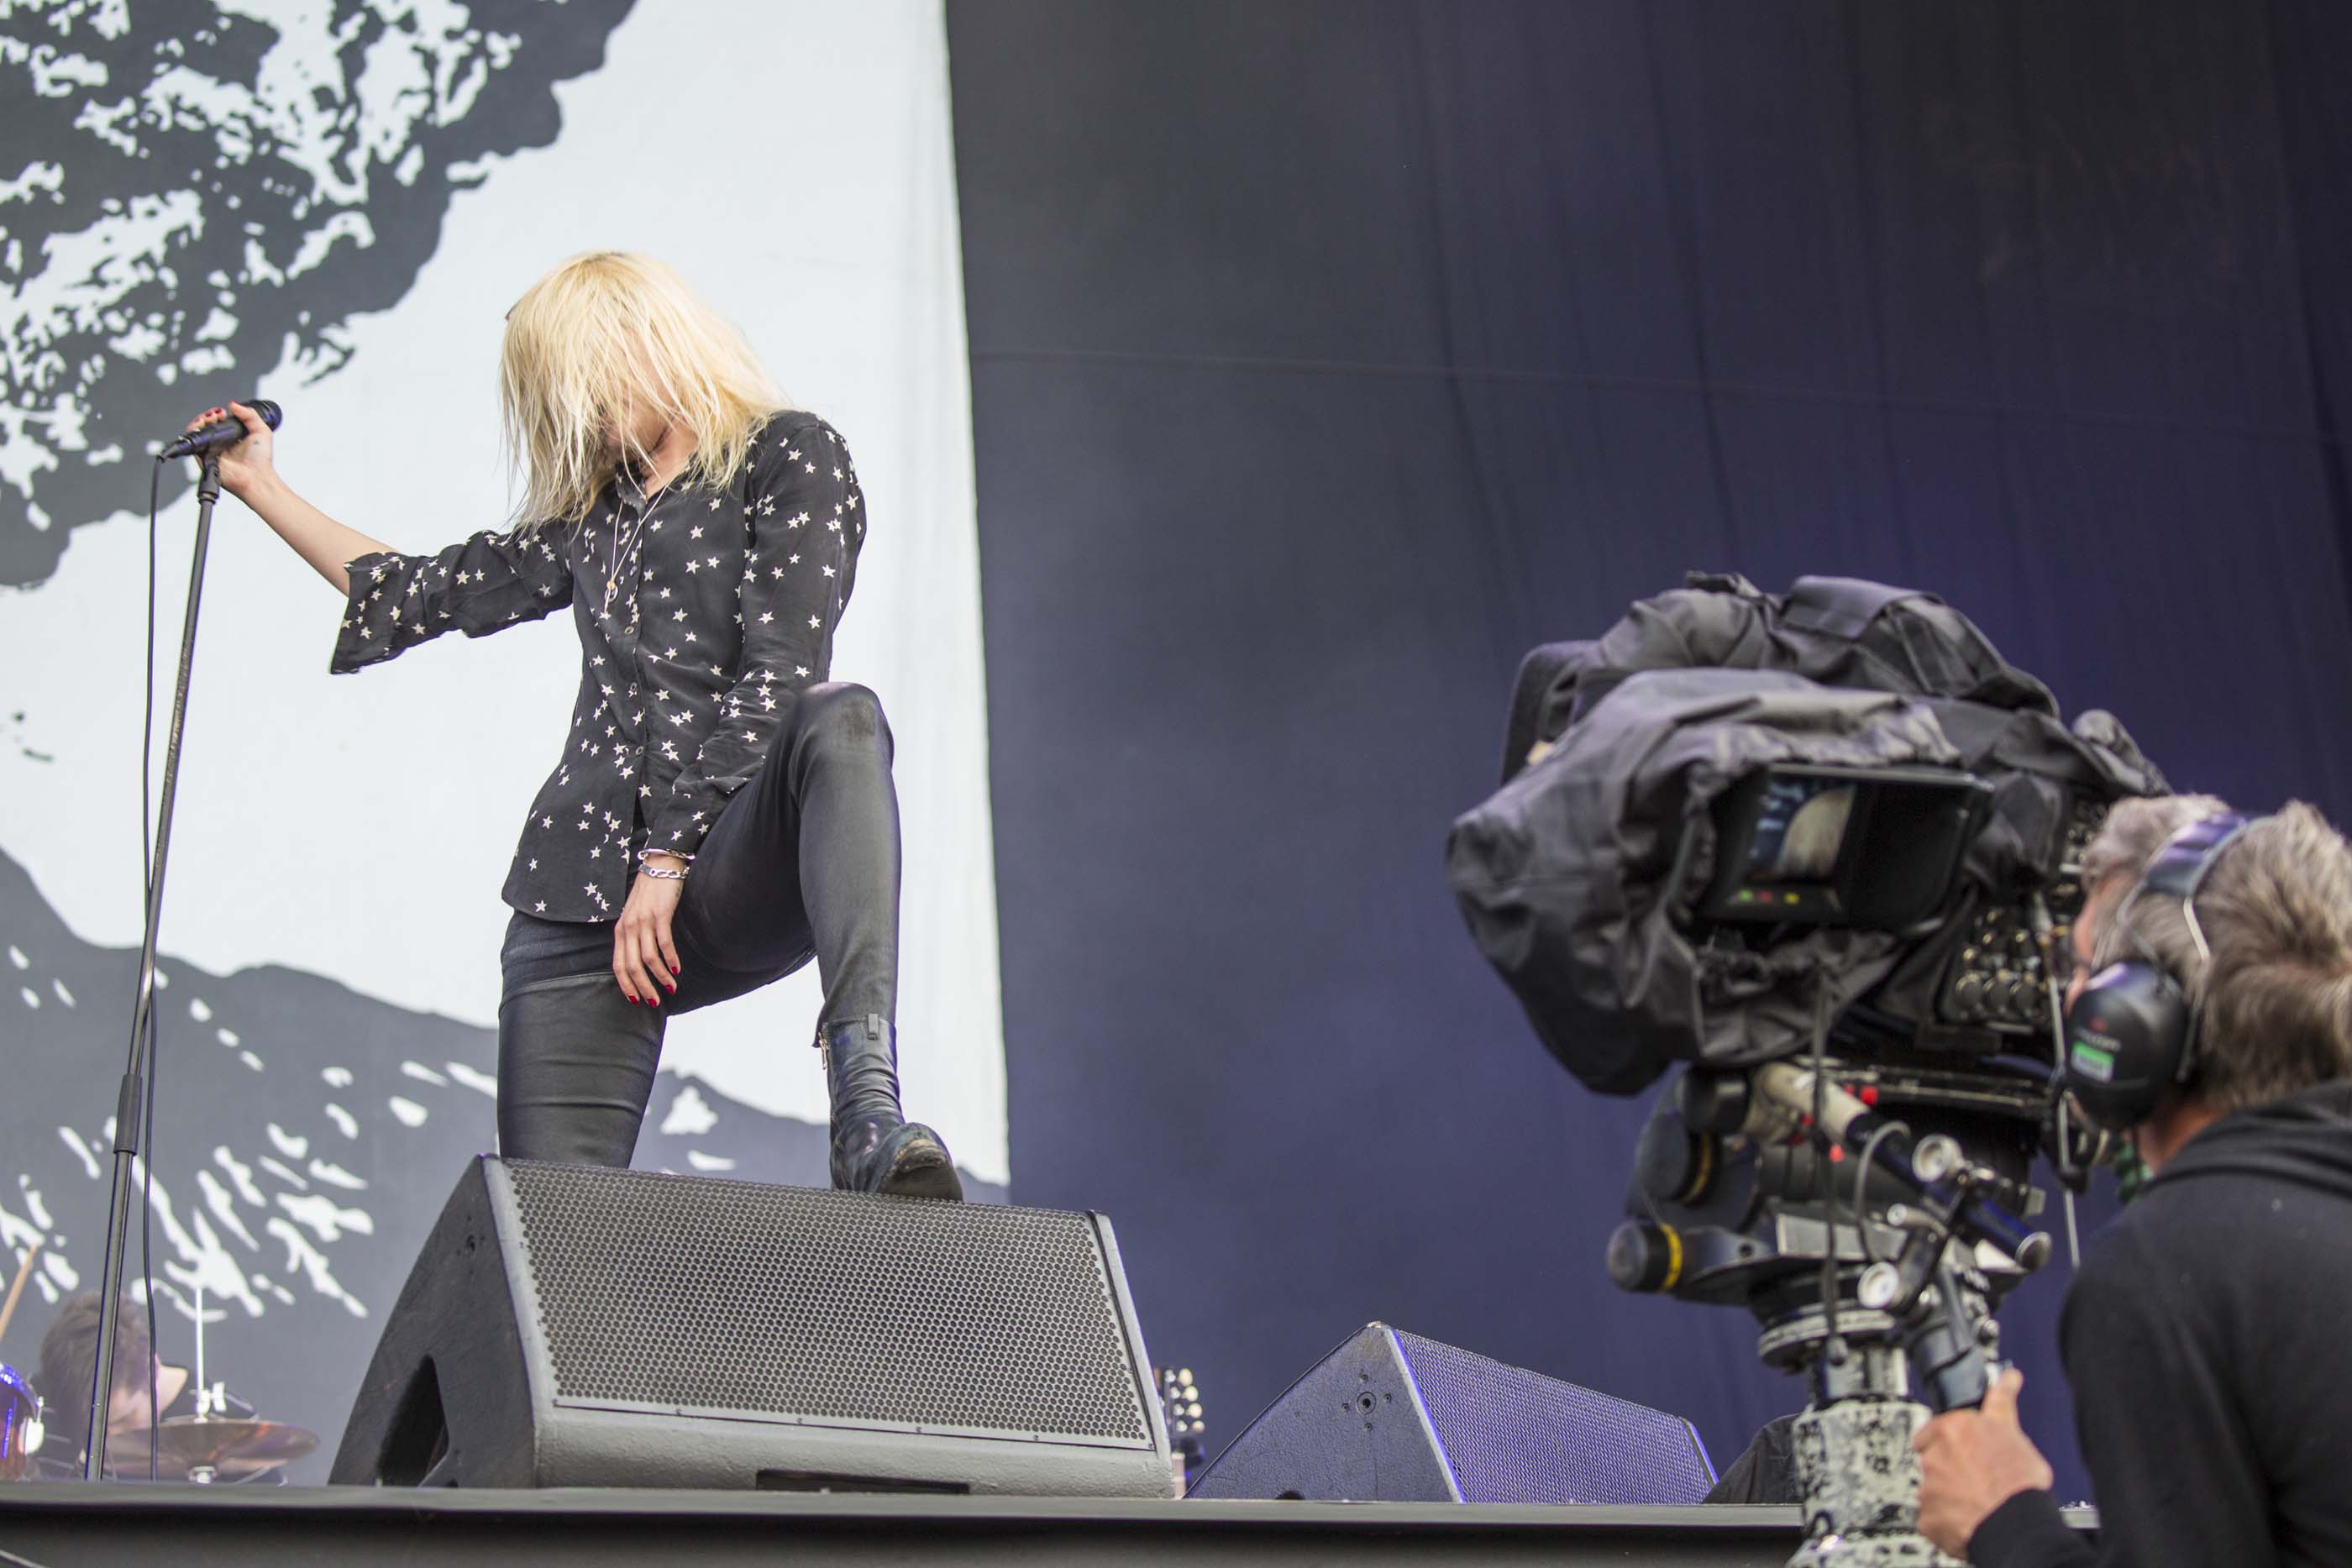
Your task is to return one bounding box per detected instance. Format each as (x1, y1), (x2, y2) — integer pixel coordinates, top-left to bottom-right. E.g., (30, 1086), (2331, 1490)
(503, 1163), (1149, 1444)
(1396, 1331), (1713, 1504)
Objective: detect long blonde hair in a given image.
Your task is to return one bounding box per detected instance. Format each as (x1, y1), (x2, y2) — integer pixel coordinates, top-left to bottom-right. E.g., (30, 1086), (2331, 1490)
(500, 251), (790, 528)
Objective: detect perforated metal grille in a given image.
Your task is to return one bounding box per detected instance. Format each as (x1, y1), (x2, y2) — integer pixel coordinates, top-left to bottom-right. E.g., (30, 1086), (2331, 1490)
(503, 1162), (1149, 1444)
(1397, 1330), (1714, 1504)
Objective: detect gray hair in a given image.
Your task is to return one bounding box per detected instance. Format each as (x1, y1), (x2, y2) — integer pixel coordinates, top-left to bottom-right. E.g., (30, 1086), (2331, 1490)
(2080, 794), (2352, 1113)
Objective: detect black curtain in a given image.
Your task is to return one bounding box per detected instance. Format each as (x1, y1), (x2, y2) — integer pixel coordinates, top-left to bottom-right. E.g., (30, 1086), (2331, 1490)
(948, 0), (2352, 1501)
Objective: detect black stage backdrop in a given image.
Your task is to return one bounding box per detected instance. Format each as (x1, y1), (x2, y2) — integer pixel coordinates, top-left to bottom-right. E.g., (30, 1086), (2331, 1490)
(948, 0), (2352, 1502)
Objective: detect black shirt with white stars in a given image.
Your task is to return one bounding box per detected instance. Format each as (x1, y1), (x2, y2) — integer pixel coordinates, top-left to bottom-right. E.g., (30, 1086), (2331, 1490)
(331, 410), (864, 923)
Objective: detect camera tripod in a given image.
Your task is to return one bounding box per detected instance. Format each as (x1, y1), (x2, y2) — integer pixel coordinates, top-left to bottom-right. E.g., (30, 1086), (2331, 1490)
(1748, 1062), (2042, 1568)
(1611, 1055), (2060, 1568)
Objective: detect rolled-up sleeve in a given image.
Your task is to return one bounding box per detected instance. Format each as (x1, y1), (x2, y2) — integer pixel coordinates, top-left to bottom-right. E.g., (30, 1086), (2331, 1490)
(331, 525), (573, 674)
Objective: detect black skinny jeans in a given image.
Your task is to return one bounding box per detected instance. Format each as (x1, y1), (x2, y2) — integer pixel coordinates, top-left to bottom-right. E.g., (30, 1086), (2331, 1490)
(495, 681), (900, 1165)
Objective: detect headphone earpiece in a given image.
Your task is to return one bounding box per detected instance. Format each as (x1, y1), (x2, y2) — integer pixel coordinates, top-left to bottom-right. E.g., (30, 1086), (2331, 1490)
(2060, 811), (2258, 1132)
(2064, 959), (2194, 1131)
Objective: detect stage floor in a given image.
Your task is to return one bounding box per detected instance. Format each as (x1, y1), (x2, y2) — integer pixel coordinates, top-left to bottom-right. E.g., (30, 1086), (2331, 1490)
(1, 1487), (1816, 1565)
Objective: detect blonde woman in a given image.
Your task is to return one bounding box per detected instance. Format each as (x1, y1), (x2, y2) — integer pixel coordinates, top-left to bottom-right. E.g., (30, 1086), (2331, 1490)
(188, 252), (958, 1199)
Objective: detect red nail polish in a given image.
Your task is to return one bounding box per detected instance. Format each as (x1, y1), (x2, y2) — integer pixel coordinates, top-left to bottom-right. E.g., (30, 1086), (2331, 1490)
(671, 964), (680, 975)
(626, 994), (638, 1004)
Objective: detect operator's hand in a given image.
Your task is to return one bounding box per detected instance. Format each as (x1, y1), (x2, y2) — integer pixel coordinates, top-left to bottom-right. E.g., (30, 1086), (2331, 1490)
(184, 402), (277, 500)
(1914, 1369), (2055, 1559)
(613, 856), (685, 1005)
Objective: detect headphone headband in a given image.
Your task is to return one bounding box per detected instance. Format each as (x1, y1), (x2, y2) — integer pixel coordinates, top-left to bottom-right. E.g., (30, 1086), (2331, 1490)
(2131, 810), (2255, 971)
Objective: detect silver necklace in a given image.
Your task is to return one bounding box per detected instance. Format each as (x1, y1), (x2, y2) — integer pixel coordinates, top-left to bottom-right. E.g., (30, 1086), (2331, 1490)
(603, 493), (656, 615)
(601, 427), (675, 615)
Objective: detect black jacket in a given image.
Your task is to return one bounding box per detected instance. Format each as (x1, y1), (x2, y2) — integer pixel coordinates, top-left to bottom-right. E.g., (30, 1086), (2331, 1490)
(331, 410), (862, 921)
(1971, 1080), (2352, 1568)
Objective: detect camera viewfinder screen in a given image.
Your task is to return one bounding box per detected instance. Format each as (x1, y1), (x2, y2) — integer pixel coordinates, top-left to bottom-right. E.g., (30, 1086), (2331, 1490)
(1743, 776), (1857, 885)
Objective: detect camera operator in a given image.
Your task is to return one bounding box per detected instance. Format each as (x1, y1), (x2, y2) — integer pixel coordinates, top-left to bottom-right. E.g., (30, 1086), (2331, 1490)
(1914, 794), (2352, 1566)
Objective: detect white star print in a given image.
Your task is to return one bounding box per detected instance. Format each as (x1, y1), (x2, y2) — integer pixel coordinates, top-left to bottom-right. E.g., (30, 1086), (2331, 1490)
(349, 417), (872, 923)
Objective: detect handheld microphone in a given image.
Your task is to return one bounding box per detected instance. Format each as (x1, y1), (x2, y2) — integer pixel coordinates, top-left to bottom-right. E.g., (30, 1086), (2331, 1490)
(160, 400), (282, 460)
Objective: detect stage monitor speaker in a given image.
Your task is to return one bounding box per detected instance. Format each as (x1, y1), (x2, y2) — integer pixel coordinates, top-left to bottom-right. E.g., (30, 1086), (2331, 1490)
(332, 1157), (1171, 1495)
(1188, 1323), (1714, 1504)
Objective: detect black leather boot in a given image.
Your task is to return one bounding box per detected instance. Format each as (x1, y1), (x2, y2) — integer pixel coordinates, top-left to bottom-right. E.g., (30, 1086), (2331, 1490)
(822, 1014), (963, 1200)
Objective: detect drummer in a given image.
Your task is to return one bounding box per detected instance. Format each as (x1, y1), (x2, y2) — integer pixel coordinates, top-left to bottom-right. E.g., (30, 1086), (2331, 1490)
(34, 1292), (261, 1476)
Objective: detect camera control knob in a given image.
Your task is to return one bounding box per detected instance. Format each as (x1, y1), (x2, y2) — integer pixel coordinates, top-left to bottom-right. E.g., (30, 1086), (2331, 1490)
(1605, 1221), (1683, 1294)
(1999, 975), (2037, 1017)
(1676, 1071), (1751, 1136)
(1857, 1261), (1903, 1311)
(1913, 1134), (1964, 1184)
(1951, 973), (1992, 1020)
(1635, 1120), (1723, 1207)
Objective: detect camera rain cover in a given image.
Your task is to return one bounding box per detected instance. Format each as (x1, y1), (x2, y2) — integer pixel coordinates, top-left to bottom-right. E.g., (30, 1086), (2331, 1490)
(1446, 575), (2164, 1096)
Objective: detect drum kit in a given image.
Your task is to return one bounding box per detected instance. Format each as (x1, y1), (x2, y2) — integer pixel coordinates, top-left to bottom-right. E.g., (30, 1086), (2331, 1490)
(0, 1376), (318, 1484)
(0, 1251), (318, 1486)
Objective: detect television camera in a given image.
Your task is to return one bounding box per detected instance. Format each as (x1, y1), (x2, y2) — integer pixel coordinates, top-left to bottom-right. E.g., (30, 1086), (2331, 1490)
(1448, 576), (2164, 1566)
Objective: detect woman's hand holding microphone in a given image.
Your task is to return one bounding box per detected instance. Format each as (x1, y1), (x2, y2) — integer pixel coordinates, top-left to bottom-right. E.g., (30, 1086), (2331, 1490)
(181, 401), (279, 502)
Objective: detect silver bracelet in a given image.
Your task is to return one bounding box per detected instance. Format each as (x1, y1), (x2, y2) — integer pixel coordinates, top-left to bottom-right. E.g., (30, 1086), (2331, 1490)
(638, 862), (689, 881)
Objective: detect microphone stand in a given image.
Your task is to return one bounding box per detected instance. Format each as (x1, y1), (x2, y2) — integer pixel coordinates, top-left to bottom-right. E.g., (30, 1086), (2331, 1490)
(84, 448), (224, 1480)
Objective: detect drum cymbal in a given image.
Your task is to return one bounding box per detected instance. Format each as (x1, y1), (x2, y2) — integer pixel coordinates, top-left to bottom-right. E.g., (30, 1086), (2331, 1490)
(107, 1416), (319, 1477)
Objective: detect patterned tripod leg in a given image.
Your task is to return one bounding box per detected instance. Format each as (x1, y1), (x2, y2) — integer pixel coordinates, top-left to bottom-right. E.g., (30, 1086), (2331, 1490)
(1787, 1398), (1965, 1568)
